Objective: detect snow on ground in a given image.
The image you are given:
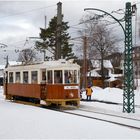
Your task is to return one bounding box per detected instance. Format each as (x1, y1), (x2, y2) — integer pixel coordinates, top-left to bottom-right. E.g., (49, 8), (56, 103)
(0, 86), (140, 139)
(82, 86), (140, 114)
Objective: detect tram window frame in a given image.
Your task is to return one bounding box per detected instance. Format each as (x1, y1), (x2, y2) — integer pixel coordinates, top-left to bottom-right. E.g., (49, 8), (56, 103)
(41, 70), (46, 82)
(64, 70), (77, 84)
(54, 70), (62, 84)
(9, 72), (13, 83)
(15, 72), (20, 83)
(74, 70), (77, 83)
(31, 71), (38, 84)
(23, 71), (28, 83)
(47, 70), (52, 84)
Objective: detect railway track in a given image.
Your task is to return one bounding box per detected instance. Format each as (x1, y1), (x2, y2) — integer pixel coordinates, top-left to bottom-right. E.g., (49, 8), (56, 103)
(82, 99), (140, 108)
(11, 100), (140, 130)
(60, 108), (140, 130)
(78, 108), (140, 121)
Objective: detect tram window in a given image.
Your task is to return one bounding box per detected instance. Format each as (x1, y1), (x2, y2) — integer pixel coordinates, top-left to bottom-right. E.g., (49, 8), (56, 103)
(54, 70), (62, 83)
(74, 70), (77, 83)
(9, 72), (13, 83)
(64, 70), (77, 84)
(31, 71), (38, 83)
(64, 70), (69, 83)
(42, 71), (46, 81)
(47, 71), (52, 83)
(23, 71), (28, 83)
(15, 72), (20, 83)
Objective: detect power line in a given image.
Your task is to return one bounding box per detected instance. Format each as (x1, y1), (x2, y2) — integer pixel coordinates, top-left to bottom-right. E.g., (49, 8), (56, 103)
(0, 4), (56, 20)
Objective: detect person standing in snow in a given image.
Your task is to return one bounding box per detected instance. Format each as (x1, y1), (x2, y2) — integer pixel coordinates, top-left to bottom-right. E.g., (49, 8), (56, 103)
(86, 85), (93, 101)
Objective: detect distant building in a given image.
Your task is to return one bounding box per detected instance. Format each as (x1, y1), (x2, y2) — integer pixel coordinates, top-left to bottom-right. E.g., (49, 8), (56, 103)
(133, 46), (140, 87)
(0, 61), (22, 85)
(105, 52), (123, 74)
(88, 60), (123, 88)
(119, 46), (140, 88)
(90, 60), (114, 78)
(0, 65), (5, 85)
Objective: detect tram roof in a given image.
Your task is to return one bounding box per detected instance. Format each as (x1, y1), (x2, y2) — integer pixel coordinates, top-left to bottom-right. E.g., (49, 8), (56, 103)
(5, 59), (80, 71)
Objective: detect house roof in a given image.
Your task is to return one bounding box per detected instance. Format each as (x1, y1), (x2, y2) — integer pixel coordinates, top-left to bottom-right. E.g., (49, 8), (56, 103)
(87, 69), (101, 77)
(8, 61), (22, 66)
(0, 65), (5, 70)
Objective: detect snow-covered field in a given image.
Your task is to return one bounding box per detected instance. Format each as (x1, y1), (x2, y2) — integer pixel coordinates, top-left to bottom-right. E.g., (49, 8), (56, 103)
(82, 86), (140, 114)
(0, 86), (140, 139)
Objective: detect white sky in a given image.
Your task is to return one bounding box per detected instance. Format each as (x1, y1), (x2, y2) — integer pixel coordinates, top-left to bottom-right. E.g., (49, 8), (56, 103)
(0, 0), (139, 64)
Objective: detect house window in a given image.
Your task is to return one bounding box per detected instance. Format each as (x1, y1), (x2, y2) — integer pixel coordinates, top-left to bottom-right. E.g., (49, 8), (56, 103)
(9, 72), (13, 83)
(23, 71), (28, 83)
(31, 71), (38, 83)
(16, 72), (20, 83)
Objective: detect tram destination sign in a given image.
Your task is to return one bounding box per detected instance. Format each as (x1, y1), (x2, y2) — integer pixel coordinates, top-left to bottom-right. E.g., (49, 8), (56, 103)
(64, 86), (79, 90)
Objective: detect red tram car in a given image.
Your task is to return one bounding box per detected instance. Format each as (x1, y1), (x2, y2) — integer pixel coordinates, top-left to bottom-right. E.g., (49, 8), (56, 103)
(4, 59), (80, 107)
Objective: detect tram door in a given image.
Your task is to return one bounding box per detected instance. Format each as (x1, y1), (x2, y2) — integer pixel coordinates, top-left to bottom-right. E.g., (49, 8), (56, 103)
(40, 69), (47, 99)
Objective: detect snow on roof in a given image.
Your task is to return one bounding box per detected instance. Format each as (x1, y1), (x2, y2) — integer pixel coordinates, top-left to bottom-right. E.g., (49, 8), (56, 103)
(91, 60), (113, 69)
(0, 65), (5, 70)
(109, 73), (123, 78)
(87, 69), (101, 77)
(105, 73), (123, 82)
(8, 61), (22, 66)
(105, 77), (117, 82)
(6, 59), (80, 71)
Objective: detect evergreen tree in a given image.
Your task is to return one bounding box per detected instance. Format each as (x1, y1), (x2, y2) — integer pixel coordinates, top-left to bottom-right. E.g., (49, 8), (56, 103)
(36, 16), (76, 60)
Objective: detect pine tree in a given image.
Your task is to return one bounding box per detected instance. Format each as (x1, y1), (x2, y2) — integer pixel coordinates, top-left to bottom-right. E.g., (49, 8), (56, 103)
(36, 16), (76, 60)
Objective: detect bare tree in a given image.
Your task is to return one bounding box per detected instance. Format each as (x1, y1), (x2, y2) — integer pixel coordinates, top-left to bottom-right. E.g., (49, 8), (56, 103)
(18, 48), (37, 64)
(78, 14), (119, 87)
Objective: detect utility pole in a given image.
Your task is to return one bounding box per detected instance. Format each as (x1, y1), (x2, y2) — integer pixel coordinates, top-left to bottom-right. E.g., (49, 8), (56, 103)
(56, 2), (62, 60)
(123, 2), (135, 113)
(45, 15), (47, 29)
(5, 55), (9, 68)
(43, 15), (47, 61)
(83, 36), (88, 89)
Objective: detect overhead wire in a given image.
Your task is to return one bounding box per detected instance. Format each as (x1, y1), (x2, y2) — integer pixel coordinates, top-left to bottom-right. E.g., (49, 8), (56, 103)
(1, 2), (139, 53)
(0, 4), (56, 20)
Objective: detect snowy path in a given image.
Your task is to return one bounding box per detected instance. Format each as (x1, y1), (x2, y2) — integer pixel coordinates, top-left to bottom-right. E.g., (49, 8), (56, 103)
(65, 108), (140, 130)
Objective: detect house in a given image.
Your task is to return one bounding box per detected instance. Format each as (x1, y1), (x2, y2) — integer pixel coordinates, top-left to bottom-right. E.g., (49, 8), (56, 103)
(133, 46), (140, 87)
(90, 60), (114, 78)
(120, 46), (140, 88)
(88, 60), (123, 88)
(105, 52), (123, 74)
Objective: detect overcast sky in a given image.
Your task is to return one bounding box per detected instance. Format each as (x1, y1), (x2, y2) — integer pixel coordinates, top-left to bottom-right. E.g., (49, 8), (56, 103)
(0, 0), (139, 64)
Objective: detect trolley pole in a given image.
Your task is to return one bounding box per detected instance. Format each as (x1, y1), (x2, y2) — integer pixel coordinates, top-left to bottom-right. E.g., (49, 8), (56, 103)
(56, 2), (62, 60)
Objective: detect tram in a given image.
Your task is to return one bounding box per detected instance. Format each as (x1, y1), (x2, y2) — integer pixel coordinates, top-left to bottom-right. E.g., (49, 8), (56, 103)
(4, 59), (80, 107)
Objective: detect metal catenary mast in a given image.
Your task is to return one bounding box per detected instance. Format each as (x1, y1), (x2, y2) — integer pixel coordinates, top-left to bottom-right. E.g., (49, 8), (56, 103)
(123, 2), (135, 113)
(84, 2), (136, 113)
